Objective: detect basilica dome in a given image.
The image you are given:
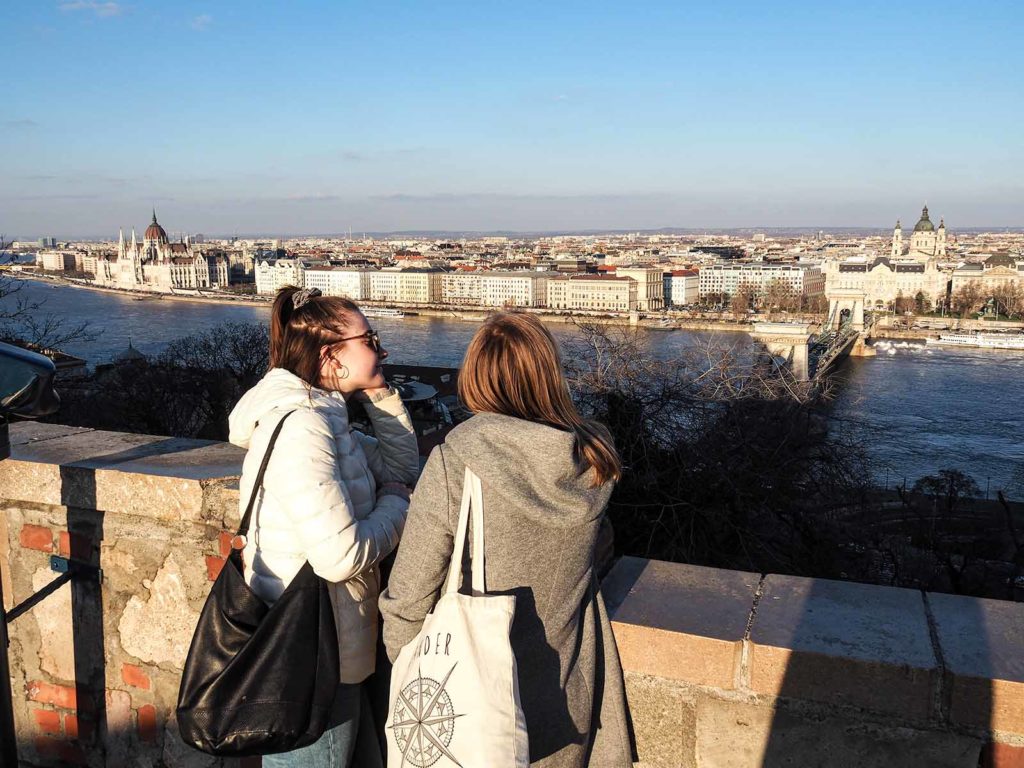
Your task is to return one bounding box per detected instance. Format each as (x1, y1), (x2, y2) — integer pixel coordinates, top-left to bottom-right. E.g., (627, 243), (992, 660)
(913, 205), (934, 232)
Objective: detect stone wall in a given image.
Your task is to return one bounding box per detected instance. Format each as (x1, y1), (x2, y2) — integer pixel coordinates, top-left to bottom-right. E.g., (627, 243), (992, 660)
(0, 423), (248, 767)
(604, 556), (1024, 767)
(1, 422), (1022, 767)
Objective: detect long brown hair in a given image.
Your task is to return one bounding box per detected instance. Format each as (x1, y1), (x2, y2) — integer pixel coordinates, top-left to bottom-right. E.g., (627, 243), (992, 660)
(458, 312), (621, 487)
(269, 286), (360, 387)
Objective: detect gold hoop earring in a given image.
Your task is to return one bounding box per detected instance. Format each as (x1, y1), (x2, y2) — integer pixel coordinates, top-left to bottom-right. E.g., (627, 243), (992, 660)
(338, 364), (350, 380)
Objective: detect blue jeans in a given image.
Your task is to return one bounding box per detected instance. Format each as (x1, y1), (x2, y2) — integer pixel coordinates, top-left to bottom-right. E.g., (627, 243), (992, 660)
(263, 683), (381, 768)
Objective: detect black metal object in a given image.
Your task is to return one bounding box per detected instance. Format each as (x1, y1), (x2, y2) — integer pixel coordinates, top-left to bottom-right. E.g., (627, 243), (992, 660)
(0, 556), (101, 766)
(0, 339), (63, 765)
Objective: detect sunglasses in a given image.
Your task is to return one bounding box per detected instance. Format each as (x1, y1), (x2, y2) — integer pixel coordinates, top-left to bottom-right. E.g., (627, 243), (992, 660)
(335, 329), (382, 354)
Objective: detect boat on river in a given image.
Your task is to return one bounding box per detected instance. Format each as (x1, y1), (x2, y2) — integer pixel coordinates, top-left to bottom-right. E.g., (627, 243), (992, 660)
(363, 307), (406, 319)
(926, 331), (1024, 350)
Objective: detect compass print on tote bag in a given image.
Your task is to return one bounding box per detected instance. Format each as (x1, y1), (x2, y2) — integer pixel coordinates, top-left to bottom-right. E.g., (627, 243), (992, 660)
(386, 468), (529, 768)
(391, 663), (463, 767)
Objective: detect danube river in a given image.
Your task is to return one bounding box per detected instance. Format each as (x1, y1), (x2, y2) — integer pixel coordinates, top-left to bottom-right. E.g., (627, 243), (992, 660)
(8, 278), (1024, 496)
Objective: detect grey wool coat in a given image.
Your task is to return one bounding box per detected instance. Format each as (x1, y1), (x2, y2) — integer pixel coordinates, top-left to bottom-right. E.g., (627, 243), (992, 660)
(379, 413), (634, 768)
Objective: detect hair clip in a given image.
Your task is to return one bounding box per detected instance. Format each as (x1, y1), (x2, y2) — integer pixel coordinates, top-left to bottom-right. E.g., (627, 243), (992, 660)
(292, 287), (322, 310)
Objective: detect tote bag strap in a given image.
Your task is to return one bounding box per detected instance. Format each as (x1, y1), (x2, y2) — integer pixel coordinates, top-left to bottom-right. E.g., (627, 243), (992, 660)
(445, 466), (486, 596)
(235, 410), (297, 543)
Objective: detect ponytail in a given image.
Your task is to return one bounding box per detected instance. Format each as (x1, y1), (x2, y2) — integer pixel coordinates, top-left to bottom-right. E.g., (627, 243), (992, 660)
(270, 286), (302, 367)
(268, 285), (360, 387)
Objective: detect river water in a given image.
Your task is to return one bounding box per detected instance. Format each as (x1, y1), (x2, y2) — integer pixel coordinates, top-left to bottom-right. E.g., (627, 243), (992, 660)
(6, 278), (1023, 496)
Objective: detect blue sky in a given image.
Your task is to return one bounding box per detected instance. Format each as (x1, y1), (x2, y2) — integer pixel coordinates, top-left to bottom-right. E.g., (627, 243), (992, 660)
(2, 1), (1022, 236)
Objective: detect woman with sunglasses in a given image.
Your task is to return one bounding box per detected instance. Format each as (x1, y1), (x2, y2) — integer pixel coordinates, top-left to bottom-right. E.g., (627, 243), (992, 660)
(227, 286), (420, 768)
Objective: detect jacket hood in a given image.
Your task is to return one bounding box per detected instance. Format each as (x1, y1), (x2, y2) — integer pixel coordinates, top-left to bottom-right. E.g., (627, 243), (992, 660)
(443, 412), (613, 524)
(228, 368), (347, 449)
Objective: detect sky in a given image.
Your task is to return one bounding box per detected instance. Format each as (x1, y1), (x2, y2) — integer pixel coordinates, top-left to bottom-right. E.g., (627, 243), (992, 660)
(2, 0), (1022, 237)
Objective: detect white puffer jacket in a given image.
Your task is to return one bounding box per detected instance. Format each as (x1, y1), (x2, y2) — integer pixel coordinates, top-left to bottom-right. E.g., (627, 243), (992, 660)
(228, 368), (420, 683)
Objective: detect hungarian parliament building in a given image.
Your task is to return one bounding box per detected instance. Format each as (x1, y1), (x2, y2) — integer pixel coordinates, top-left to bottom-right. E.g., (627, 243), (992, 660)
(91, 211), (229, 292)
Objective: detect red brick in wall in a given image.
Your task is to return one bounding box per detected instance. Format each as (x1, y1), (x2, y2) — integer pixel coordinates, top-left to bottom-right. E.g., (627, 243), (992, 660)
(32, 708), (61, 735)
(20, 524), (54, 552)
(137, 704), (158, 742)
(26, 680), (77, 710)
(206, 555), (225, 581)
(983, 742), (1024, 768)
(121, 662), (151, 691)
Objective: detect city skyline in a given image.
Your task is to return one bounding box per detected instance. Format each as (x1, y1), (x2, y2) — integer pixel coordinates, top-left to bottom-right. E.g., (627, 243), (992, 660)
(2, 1), (1023, 236)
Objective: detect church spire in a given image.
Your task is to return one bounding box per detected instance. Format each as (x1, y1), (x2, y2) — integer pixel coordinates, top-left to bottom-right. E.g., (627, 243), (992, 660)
(152, 208), (158, 225)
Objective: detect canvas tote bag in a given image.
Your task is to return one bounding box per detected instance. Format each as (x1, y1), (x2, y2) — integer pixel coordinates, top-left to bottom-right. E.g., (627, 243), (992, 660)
(386, 467), (529, 768)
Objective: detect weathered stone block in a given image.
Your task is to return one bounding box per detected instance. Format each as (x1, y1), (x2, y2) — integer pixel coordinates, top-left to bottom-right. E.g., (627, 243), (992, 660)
(929, 591), (1024, 735)
(31, 565), (76, 681)
(1, 423), (244, 521)
(118, 552), (204, 669)
(695, 697), (980, 768)
(605, 557), (758, 689)
(748, 574), (938, 720)
(625, 672), (696, 768)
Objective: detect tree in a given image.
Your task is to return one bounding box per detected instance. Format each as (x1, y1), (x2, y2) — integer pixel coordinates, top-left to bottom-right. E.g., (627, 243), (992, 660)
(912, 469), (982, 516)
(729, 283), (755, 320)
(993, 283), (1024, 320)
(701, 292), (726, 308)
(893, 290), (915, 315)
(951, 280), (984, 318)
(560, 320), (867, 578)
(0, 235), (96, 349)
(43, 321), (270, 441)
(914, 291), (932, 315)
(801, 294), (828, 315)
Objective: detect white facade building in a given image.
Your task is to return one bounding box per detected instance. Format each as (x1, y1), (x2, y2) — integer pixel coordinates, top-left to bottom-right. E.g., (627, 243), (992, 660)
(368, 269), (441, 304)
(255, 258), (305, 296)
(440, 271), (484, 305)
(823, 258), (949, 310)
(667, 270), (700, 307)
(304, 267), (375, 300)
(615, 266), (665, 311)
(479, 272), (551, 308)
(38, 250), (78, 272)
(546, 275), (637, 312)
(699, 263), (825, 301)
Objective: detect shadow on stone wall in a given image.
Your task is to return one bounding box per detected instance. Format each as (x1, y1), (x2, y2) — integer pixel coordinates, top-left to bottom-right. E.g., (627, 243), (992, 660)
(759, 577), (990, 767)
(46, 439), (196, 766)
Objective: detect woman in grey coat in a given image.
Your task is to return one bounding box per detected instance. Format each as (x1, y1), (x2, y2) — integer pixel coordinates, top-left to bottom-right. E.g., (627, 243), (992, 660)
(379, 312), (634, 768)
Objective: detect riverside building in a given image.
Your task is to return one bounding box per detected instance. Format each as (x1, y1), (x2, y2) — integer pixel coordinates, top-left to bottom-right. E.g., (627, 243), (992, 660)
(92, 211), (228, 292)
(303, 266), (375, 300)
(698, 263), (825, 301)
(615, 266), (665, 310)
(546, 274), (638, 312)
(478, 271), (552, 308)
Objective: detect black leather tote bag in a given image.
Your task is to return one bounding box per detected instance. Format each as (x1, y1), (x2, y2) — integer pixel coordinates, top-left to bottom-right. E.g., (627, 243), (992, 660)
(176, 410), (340, 756)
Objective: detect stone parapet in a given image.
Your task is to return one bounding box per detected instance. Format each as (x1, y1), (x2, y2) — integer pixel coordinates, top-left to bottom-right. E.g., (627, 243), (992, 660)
(1, 422), (245, 767)
(1, 422), (1022, 766)
(605, 555), (1024, 767)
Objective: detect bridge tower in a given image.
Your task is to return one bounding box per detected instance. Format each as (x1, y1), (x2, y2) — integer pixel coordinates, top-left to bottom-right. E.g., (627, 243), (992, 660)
(825, 289), (866, 331)
(751, 322), (813, 381)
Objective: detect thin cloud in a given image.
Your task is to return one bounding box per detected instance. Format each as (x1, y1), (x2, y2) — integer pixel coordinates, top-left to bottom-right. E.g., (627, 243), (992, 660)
(1, 119), (39, 129)
(58, 1), (123, 17)
(190, 14), (212, 31)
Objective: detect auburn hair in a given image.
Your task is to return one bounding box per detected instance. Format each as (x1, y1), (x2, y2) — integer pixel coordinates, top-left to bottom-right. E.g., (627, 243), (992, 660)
(458, 312), (621, 487)
(269, 286), (360, 387)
